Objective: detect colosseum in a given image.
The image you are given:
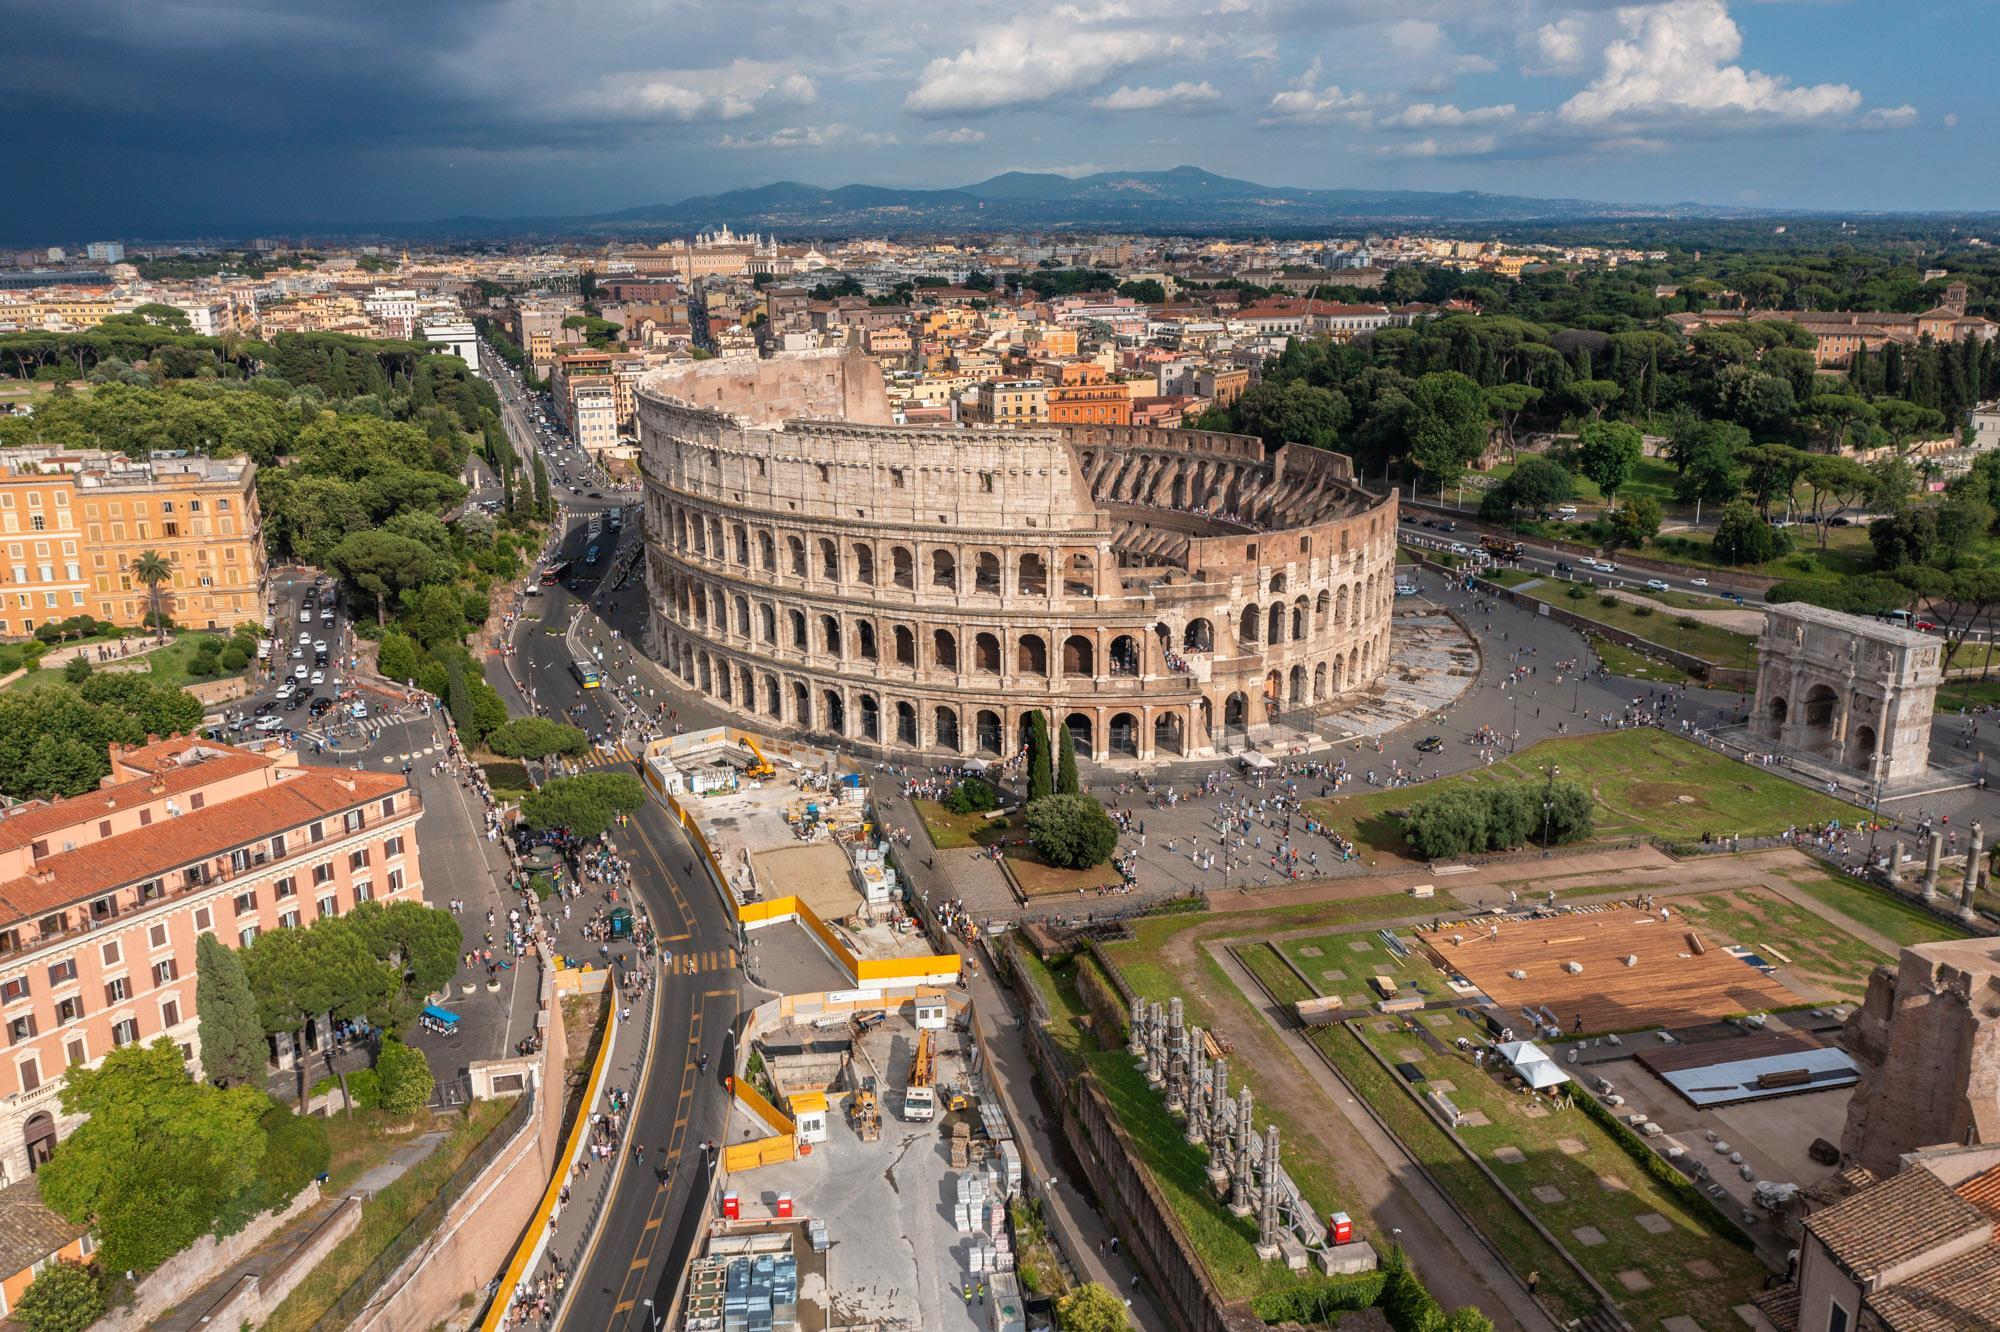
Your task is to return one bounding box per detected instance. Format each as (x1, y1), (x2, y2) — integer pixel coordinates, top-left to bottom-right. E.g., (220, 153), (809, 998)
(637, 350), (1399, 762)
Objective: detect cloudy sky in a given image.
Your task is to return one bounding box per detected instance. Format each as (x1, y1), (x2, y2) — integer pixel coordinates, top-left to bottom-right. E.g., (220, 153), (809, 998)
(6, 0), (1992, 240)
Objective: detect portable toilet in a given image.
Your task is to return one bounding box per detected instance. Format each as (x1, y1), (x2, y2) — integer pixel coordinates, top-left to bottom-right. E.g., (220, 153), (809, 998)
(721, 1190), (740, 1220)
(1330, 1211), (1353, 1245)
(776, 1193), (795, 1219)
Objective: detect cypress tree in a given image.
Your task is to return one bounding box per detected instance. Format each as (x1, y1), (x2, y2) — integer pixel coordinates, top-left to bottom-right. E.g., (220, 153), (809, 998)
(1027, 711), (1053, 803)
(1056, 724), (1080, 795)
(194, 932), (266, 1088)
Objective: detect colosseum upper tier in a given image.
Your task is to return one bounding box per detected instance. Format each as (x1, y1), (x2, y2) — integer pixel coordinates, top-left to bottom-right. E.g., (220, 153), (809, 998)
(637, 350), (1399, 762)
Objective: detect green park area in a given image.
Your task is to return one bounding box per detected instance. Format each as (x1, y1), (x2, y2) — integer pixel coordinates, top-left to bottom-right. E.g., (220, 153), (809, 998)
(1, 628), (258, 693)
(1306, 731), (1864, 864)
(1514, 578), (1757, 668)
(913, 798), (1014, 849)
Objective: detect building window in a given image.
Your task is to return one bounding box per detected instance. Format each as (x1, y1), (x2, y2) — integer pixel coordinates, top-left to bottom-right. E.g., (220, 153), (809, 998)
(151, 959), (177, 987)
(309, 821), (324, 843)
(139, 877), (163, 903)
(384, 836), (404, 859)
(348, 849), (369, 873)
(233, 890), (257, 917)
(161, 999), (180, 1028)
(104, 977), (130, 1005)
(238, 926), (257, 948)
(193, 907), (211, 932)
(274, 876), (296, 899)
(46, 959), (75, 986)
(17, 1056), (39, 1093)
(7, 1013), (36, 1044)
(65, 1037), (86, 1068)
(317, 896), (338, 920)
(148, 922), (169, 950)
(30, 515), (43, 531)
(100, 939), (119, 966)
(111, 1018), (139, 1048)
(190, 792), (204, 811)
(343, 809), (364, 834)
(312, 863), (333, 886)
(55, 996), (84, 1026)
(278, 910), (299, 930)
(2, 977), (29, 1005)
(269, 834), (286, 858)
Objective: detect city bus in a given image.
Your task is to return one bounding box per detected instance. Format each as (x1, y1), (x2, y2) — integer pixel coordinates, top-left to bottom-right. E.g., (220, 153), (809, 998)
(540, 561), (571, 585)
(570, 658), (603, 689)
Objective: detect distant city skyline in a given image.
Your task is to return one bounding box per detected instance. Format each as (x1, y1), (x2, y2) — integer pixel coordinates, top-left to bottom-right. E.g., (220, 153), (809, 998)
(6, 0), (1995, 239)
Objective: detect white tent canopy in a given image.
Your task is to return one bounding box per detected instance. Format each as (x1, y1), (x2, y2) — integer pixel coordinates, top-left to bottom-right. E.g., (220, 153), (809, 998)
(1494, 1039), (1570, 1090)
(1239, 751), (1275, 770)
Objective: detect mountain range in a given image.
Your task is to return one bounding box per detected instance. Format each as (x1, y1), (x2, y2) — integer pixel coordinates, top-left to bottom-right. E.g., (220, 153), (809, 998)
(407, 165), (1751, 238)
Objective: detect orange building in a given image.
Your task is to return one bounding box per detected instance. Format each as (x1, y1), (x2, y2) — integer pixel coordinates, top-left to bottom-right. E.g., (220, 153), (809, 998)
(0, 448), (265, 637)
(0, 1176), (92, 1316)
(0, 737), (424, 1184)
(1047, 380), (1133, 426)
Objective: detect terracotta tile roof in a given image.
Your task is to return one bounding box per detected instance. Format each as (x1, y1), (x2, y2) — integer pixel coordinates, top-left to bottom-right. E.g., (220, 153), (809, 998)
(1752, 1284), (1800, 1332)
(1807, 1168), (1990, 1280)
(1866, 1244), (2000, 1332)
(1955, 1164), (2000, 1226)
(0, 767), (408, 926)
(0, 747), (271, 853)
(0, 1176), (88, 1278)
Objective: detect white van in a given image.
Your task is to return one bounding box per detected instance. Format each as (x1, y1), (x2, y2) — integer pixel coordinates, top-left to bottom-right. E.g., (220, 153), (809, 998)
(1556, 505), (1579, 520)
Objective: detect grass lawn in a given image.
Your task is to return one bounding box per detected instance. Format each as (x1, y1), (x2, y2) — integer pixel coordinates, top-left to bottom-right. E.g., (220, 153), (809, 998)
(1275, 927), (1441, 1006)
(1235, 942), (1316, 1004)
(1341, 1011), (1765, 1327)
(1782, 873), (1969, 952)
(1483, 567), (1540, 589)
(913, 798), (1014, 850)
(1306, 731), (1864, 864)
(1585, 634), (1694, 685)
(3, 632), (252, 694)
(264, 1097), (520, 1332)
(1479, 453), (1680, 509)
(1674, 886), (1896, 1002)
(1643, 523), (1876, 584)
(1539, 581), (1756, 667)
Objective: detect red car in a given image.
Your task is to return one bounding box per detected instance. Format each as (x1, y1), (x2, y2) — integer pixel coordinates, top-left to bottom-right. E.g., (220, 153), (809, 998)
(1914, 620), (1937, 631)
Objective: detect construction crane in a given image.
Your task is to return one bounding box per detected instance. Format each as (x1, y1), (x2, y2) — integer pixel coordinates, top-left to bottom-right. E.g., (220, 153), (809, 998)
(849, 1081), (881, 1142)
(904, 1029), (936, 1122)
(740, 735), (776, 779)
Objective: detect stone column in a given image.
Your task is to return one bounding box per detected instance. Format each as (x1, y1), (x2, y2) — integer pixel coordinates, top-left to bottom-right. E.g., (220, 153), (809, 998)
(1207, 1059), (1230, 1155)
(1144, 1002), (1165, 1086)
(1129, 995), (1147, 1060)
(1923, 831), (1944, 900)
(1962, 822), (1983, 910)
(1964, 865), (1984, 925)
(1889, 838), (1904, 882)
(1256, 1124), (1283, 1258)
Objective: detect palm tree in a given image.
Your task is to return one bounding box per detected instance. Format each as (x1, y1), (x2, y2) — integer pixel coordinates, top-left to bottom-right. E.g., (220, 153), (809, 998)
(130, 549), (176, 643)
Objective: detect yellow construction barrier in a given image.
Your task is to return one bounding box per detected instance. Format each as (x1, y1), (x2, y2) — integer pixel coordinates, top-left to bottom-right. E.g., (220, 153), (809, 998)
(478, 1002), (618, 1331)
(723, 1134), (796, 1172)
(733, 1074), (795, 1136)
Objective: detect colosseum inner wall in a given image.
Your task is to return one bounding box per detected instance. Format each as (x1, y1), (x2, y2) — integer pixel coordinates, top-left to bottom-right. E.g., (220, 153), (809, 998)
(637, 350), (1399, 762)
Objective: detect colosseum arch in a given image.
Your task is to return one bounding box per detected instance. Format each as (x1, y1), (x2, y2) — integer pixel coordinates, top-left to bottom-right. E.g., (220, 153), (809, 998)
(935, 706), (961, 752)
(933, 628), (959, 671)
(1109, 712), (1139, 757)
(823, 690), (846, 736)
(1064, 712), (1095, 759)
(819, 615), (843, 656)
(638, 352), (1398, 762)
(733, 595), (750, 637)
(856, 620), (878, 661)
(762, 673), (781, 716)
(976, 709), (1003, 754)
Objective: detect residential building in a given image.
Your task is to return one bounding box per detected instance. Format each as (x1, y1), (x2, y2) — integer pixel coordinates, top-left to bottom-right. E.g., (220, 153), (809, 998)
(1671, 285), (1998, 369)
(0, 449), (266, 636)
(1199, 367), (1249, 407)
(0, 737), (424, 1183)
(966, 379), (1047, 426)
(420, 318), (480, 373)
(573, 382), (619, 456)
(1046, 380), (1132, 427)
(362, 287), (421, 338)
(83, 241), (123, 264)
(0, 1176), (92, 1318)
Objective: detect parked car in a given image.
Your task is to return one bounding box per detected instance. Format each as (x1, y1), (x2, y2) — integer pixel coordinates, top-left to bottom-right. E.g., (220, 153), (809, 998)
(351, 701), (370, 719)
(255, 716), (285, 733)
(1553, 560), (1573, 573)
(1415, 735), (1445, 754)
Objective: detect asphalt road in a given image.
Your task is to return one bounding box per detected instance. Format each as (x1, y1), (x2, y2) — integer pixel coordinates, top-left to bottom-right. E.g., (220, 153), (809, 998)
(483, 352), (744, 1328)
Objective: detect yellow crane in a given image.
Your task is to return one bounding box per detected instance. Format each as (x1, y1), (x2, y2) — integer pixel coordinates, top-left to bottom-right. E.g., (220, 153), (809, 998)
(904, 1029), (936, 1122)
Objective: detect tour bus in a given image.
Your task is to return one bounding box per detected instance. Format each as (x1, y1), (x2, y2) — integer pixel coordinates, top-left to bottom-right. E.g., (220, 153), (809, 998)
(570, 658), (603, 689)
(540, 561), (571, 585)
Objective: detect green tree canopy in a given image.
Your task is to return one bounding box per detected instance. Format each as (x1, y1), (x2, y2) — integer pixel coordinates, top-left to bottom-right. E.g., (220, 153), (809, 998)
(1054, 1282), (1132, 1332)
(486, 717), (591, 760)
(37, 1039), (269, 1273)
(1406, 371), (1488, 489)
(1575, 420), (1644, 497)
(195, 932), (267, 1088)
(1026, 794), (1119, 869)
(521, 771), (648, 839)
(11, 1261), (107, 1332)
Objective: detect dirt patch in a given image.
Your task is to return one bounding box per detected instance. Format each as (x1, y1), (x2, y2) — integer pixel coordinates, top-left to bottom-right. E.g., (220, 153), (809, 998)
(1004, 850), (1127, 898)
(1621, 782), (1707, 810)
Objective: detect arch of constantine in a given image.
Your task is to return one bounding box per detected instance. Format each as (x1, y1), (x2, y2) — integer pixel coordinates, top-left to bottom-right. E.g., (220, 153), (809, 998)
(637, 350), (1400, 761)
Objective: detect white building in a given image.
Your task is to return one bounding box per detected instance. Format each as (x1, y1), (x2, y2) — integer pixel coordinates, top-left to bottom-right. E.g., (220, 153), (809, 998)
(420, 318), (480, 373)
(172, 300), (232, 337)
(85, 241), (124, 264)
(363, 287), (421, 338)
(572, 382), (618, 457)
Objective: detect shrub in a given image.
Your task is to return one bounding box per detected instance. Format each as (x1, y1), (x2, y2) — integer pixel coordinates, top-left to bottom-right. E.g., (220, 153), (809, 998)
(62, 655), (92, 684)
(218, 644), (250, 671)
(376, 1039), (434, 1114)
(1380, 1268), (1447, 1332)
(1566, 584), (1588, 601)
(1403, 778), (1594, 858)
(1597, 594), (1618, 608)
(1250, 1271), (1387, 1322)
(942, 777), (998, 815)
(1631, 603), (1654, 617)
(1026, 795), (1120, 869)
(259, 1106), (331, 1206)
(12, 1260), (106, 1332)
(344, 1067), (383, 1110)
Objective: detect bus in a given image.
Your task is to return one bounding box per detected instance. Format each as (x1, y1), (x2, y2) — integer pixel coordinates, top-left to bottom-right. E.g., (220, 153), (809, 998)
(570, 658), (603, 689)
(540, 561), (571, 585)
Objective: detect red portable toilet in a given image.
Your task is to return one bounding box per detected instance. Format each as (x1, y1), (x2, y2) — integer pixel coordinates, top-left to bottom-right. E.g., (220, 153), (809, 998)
(1330, 1211), (1353, 1245)
(776, 1193), (794, 1218)
(722, 1190), (740, 1220)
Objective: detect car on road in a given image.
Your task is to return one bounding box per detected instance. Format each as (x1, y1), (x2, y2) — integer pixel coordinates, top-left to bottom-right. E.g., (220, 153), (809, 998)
(284, 693), (306, 711)
(1448, 542), (1468, 555)
(274, 683), (294, 701)
(587, 491), (602, 499)
(351, 701), (369, 719)
(1645, 578), (1670, 592)
(1415, 735), (1445, 754)
(293, 664), (308, 679)
(1722, 592), (1745, 605)
(310, 670), (324, 686)
(1553, 560), (1572, 573)
(313, 640), (327, 654)
(298, 630), (311, 643)
(310, 697), (335, 717)
(320, 608), (333, 622)
(1689, 576), (1709, 587)
(1916, 620), (1938, 631)
(256, 716), (285, 733)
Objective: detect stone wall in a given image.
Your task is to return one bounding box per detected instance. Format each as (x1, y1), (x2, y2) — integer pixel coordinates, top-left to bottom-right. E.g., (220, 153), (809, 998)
(348, 973), (573, 1332)
(95, 1183), (327, 1332)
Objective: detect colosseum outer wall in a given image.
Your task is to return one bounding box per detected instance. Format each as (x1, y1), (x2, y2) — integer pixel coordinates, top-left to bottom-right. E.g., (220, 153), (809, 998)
(636, 353), (1398, 762)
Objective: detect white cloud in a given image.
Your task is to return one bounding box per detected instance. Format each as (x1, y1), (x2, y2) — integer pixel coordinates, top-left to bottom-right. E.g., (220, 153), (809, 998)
(575, 59), (817, 124)
(1260, 58), (1373, 125)
(1533, 17), (1587, 72)
(1944, 112), (1959, 129)
(923, 126), (987, 147)
(1385, 20), (1443, 55)
(718, 123), (898, 150)
(1453, 53), (1498, 74)
(1861, 104), (1918, 129)
(1557, 0), (1863, 127)
(1377, 133), (1501, 158)
(904, 23), (1207, 116)
(1091, 81), (1225, 113)
(1378, 102), (1516, 130)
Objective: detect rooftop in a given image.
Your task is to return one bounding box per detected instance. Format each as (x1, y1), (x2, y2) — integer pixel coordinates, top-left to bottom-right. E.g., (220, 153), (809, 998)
(1807, 1168), (1990, 1280)
(0, 1177), (88, 1279)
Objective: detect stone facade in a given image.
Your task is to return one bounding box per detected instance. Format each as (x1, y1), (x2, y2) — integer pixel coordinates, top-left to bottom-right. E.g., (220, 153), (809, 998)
(637, 350), (1398, 761)
(1840, 937), (2000, 1177)
(1751, 603), (1941, 787)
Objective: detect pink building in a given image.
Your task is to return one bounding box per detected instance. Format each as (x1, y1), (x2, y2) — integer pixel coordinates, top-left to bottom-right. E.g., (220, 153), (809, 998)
(0, 737), (424, 1185)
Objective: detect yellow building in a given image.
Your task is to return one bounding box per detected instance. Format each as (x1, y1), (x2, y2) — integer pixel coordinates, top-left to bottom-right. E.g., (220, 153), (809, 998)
(0, 449), (266, 637)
